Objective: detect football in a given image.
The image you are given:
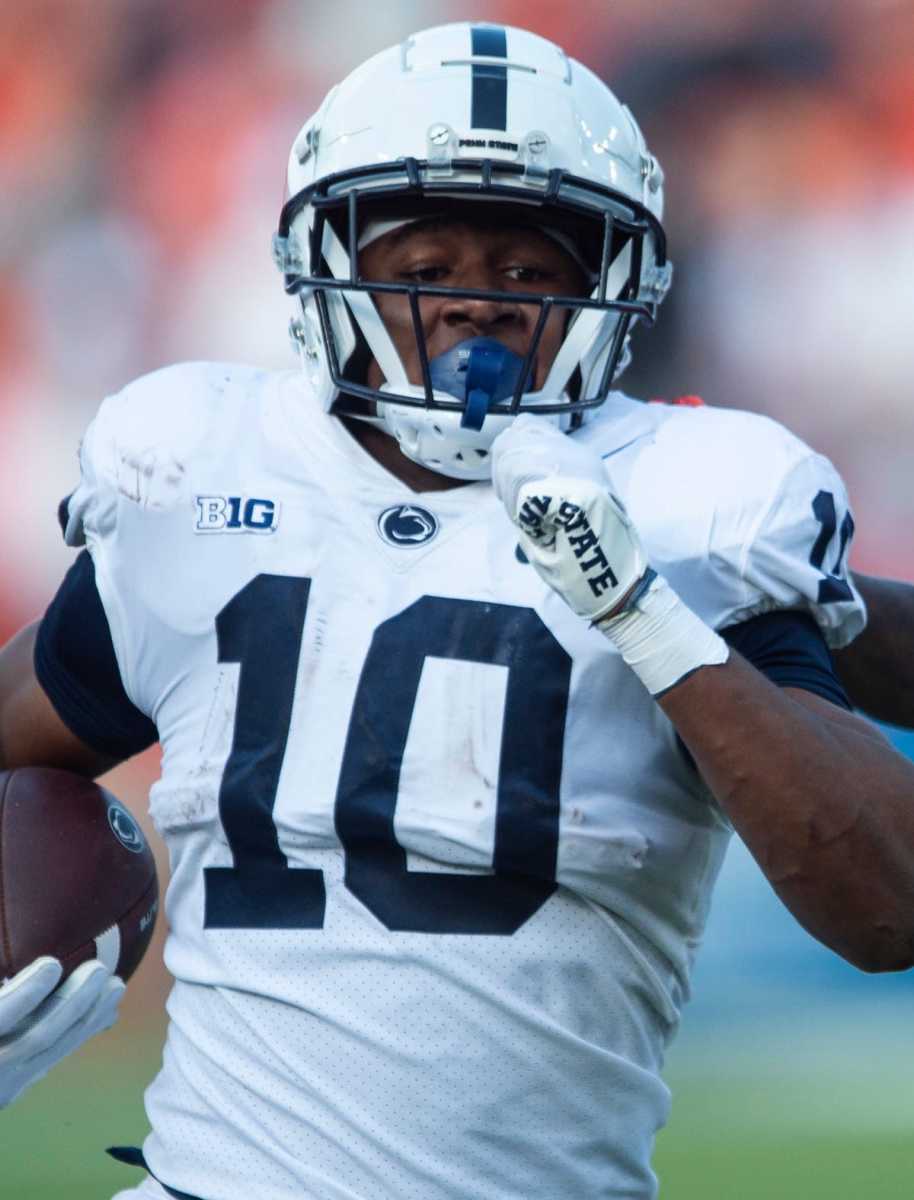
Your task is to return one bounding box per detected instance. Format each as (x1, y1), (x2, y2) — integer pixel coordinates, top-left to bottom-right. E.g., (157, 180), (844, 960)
(0, 767), (158, 984)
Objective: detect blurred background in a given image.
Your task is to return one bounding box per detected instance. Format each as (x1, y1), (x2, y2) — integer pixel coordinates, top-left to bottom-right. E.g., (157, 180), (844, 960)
(2, 1), (912, 1196)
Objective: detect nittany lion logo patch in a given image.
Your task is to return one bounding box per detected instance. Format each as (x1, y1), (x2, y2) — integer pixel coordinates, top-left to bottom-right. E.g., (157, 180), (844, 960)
(377, 504), (439, 548)
(107, 802), (146, 854)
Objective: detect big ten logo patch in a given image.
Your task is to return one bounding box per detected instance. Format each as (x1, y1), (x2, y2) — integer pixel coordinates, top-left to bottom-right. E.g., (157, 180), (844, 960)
(195, 495), (279, 534)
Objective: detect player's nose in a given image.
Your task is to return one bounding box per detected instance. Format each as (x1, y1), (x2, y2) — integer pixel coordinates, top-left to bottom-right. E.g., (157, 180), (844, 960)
(439, 265), (524, 333)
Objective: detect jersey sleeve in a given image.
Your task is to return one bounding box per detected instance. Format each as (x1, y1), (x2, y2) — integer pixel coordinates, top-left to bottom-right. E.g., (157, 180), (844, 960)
(719, 610), (850, 708)
(734, 451), (865, 649)
(52, 390), (141, 723)
(61, 392), (120, 549)
(34, 550), (158, 758)
(54, 364), (221, 725)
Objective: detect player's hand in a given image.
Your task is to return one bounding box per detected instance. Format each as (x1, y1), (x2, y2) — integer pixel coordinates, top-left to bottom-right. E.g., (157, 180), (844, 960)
(493, 416), (729, 694)
(0, 957), (125, 1108)
(492, 415), (649, 622)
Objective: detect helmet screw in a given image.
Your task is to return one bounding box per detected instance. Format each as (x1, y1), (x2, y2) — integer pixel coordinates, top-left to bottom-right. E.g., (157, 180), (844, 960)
(428, 123), (451, 146)
(641, 154), (662, 192)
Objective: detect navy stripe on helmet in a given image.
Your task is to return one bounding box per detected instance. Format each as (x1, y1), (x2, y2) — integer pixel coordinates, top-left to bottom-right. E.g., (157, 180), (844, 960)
(470, 26), (508, 130)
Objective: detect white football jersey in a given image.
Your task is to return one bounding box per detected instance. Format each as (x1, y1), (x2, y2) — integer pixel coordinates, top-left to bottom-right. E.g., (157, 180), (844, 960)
(65, 363), (863, 1200)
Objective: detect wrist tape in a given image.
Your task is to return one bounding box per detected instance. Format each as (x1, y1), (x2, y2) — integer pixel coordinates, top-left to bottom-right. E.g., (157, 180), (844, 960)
(596, 571), (729, 696)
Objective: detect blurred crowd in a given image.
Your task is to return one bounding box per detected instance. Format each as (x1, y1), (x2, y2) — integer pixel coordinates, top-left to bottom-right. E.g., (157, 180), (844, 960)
(2, 0), (912, 639)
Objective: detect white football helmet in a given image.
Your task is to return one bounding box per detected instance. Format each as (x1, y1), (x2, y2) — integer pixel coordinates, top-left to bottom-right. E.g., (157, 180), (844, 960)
(274, 22), (672, 480)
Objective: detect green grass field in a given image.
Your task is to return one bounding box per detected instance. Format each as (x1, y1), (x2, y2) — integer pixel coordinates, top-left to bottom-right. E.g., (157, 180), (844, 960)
(654, 1073), (914, 1198)
(656, 1126), (914, 1198)
(3, 1017), (912, 1200)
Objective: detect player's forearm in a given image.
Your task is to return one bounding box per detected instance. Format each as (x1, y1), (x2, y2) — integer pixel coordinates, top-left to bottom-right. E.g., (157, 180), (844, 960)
(659, 652), (914, 973)
(835, 574), (914, 727)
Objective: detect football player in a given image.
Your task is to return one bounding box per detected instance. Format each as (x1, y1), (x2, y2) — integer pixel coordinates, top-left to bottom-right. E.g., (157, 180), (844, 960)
(1, 23), (914, 1200)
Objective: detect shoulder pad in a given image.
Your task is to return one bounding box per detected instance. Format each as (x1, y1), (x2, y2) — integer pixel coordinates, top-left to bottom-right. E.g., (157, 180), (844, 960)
(602, 402), (866, 645)
(102, 361), (267, 450)
(63, 361), (270, 544)
(649, 404), (815, 506)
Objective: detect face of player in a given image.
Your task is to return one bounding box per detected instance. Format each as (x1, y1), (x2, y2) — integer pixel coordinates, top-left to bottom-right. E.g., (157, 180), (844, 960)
(359, 218), (589, 392)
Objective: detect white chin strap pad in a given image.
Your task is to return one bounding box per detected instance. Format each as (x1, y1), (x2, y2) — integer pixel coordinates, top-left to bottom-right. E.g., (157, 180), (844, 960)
(376, 387), (566, 482)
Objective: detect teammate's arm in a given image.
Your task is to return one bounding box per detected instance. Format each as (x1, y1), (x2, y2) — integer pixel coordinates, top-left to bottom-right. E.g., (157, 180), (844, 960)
(833, 574), (914, 729)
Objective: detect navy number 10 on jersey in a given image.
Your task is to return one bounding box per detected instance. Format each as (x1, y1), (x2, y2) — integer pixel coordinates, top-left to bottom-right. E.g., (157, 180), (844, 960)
(204, 574), (571, 936)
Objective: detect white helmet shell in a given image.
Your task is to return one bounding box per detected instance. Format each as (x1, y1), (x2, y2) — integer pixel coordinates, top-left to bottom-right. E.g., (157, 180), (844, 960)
(275, 23), (671, 479)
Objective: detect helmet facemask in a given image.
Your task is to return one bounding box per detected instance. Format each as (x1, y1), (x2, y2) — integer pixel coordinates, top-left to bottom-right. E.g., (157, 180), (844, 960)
(274, 24), (672, 478)
(275, 162), (670, 478)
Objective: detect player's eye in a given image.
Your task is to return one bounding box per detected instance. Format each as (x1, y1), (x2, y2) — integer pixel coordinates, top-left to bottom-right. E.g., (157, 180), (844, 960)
(399, 263), (450, 283)
(503, 265), (552, 284)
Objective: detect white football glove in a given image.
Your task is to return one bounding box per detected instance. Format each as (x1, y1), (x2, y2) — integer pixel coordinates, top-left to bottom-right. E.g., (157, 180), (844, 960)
(0, 957), (125, 1108)
(492, 414), (649, 621)
(493, 416), (729, 695)
(514, 474), (649, 622)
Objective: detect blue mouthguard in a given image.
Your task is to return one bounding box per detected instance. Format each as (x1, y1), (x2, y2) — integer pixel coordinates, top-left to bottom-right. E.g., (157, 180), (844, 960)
(427, 337), (532, 431)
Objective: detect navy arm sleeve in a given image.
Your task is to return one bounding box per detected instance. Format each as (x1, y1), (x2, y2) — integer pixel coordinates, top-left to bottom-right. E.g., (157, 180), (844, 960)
(34, 550), (158, 759)
(720, 609), (851, 710)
